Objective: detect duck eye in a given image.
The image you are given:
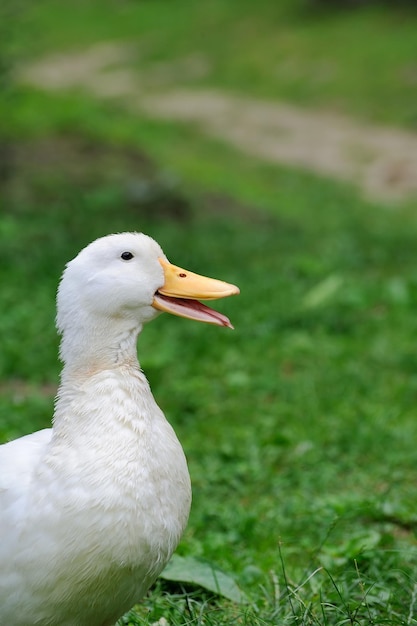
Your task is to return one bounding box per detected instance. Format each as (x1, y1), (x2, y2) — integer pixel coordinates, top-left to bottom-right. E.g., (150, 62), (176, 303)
(121, 251), (134, 261)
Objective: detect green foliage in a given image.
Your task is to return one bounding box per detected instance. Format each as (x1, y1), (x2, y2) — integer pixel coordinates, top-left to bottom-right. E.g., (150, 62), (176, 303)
(14, 0), (417, 128)
(1, 131), (417, 624)
(160, 555), (246, 604)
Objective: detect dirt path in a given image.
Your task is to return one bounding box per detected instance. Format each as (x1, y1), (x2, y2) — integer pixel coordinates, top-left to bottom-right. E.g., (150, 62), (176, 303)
(19, 42), (417, 203)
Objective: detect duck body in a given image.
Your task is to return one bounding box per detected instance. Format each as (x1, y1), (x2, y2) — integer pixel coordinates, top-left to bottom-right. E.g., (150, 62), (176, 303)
(1, 348), (191, 626)
(0, 233), (238, 626)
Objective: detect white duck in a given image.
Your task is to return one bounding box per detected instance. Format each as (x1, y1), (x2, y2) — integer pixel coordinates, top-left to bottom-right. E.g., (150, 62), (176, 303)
(0, 232), (239, 626)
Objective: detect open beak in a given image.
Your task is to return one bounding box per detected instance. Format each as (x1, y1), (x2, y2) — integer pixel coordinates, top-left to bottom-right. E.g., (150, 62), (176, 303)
(152, 258), (240, 328)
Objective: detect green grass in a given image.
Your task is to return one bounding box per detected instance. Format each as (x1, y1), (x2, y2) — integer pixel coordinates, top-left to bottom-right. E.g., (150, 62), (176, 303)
(2, 0), (417, 623)
(4, 0), (417, 128)
(2, 129), (417, 623)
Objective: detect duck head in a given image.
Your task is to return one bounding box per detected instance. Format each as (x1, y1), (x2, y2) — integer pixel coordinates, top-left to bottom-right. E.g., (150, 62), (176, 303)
(57, 232), (240, 336)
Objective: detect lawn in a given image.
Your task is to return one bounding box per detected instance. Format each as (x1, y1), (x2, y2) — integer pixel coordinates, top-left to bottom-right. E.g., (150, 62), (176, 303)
(7, 0), (417, 128)
(1, 1), (417, 624)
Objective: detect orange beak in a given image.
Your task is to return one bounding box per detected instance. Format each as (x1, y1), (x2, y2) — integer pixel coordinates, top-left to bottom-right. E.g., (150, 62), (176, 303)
(152, 258), (240, 328)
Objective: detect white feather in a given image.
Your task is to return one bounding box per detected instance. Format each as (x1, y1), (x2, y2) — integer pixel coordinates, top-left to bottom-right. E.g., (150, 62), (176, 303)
(0, 233), (192, 626)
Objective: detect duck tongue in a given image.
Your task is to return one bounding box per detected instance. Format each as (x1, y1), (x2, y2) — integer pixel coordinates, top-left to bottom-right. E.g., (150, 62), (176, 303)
(153, 293), (234, 329)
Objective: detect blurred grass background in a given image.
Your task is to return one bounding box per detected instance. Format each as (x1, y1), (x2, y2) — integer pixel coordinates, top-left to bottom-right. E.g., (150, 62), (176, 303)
(1, 0), (417, 623)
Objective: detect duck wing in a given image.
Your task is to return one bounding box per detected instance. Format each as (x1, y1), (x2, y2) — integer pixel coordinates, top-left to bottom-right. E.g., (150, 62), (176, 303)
(0, 428), (52, 528)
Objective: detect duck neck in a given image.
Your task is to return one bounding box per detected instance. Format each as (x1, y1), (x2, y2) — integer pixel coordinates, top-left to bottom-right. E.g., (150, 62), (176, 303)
(59, 313), (143, 382)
